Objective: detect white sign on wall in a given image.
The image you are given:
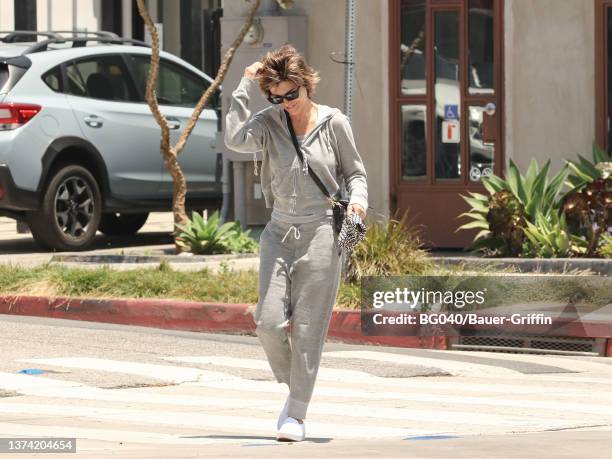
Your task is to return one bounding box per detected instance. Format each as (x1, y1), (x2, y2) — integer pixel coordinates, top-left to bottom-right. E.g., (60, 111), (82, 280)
(442, 120), (460, 143)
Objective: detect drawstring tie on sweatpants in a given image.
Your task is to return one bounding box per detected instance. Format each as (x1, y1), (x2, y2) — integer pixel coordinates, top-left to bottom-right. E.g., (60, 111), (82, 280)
(282, 225), (301, 243)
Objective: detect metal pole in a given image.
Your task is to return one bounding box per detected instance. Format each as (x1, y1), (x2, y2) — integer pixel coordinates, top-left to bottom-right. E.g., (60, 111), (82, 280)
(122, 0), (132, 38)
(47, 0), (52, 31)
(344, 0), (356, 122)
(72, 0), (77, 31)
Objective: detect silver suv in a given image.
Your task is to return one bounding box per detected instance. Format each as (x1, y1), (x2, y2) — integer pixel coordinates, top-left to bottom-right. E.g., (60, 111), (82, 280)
(0, 31), (222, 251)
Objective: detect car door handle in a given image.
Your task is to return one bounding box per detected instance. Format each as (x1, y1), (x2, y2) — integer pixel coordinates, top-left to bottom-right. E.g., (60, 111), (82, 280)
(166, 117), (181, 130)
(83, 115), (103, 128)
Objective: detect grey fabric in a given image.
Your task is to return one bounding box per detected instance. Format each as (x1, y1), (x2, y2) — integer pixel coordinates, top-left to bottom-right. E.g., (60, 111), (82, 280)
(224, 77), (368, 214)
(254, 214), (343, 420)
(225, 76), (367, 422)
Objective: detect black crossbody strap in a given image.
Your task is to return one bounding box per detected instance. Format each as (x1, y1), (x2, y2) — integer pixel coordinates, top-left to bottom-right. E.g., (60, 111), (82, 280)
(284, 109), (338, 201)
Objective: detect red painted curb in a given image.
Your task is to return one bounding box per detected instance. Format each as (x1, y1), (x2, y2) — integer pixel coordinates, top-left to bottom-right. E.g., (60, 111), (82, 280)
(0, 295), (609, 354)
(0, 295), (448, 350)
(0, 295), (255, 334)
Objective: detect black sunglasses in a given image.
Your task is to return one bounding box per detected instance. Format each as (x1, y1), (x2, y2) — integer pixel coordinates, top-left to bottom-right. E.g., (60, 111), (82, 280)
(267, 86), (300, 104)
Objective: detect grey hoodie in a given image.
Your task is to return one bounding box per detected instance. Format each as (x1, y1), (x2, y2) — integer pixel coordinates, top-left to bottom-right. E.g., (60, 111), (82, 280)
(224, 77), (368, 222)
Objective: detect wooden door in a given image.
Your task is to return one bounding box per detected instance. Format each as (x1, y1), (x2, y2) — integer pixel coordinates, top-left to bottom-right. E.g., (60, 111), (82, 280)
(389, 0), (505, 248)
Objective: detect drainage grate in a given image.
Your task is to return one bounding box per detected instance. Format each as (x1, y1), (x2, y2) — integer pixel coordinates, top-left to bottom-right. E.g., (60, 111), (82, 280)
(451, 335), (605, 356)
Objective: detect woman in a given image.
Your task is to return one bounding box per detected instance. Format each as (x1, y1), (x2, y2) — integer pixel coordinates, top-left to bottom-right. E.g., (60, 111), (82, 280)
(224, 44), (368, 442)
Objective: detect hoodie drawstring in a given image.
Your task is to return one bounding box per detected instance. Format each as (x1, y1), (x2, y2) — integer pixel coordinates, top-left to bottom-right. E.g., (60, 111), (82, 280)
(281, 225), (301, 243)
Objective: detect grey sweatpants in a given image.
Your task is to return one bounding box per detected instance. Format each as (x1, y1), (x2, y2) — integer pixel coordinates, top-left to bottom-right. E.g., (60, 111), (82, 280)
(254, 214), (343, 420)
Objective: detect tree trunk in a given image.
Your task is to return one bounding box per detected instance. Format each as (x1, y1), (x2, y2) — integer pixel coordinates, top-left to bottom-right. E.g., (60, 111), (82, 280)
(136, 0), (263, 253)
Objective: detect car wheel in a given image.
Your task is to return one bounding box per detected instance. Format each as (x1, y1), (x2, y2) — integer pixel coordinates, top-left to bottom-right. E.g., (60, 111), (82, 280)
(99, 212), (149, 236)
(27, 164), (101, 251)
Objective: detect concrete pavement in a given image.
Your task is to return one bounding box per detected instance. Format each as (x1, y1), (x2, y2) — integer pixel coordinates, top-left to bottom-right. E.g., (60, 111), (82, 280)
(0, 213), (262, 272)
(1, 315), (611, 458)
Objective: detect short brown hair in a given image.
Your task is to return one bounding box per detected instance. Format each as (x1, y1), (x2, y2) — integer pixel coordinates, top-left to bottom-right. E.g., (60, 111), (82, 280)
(256, 44), (320, 97)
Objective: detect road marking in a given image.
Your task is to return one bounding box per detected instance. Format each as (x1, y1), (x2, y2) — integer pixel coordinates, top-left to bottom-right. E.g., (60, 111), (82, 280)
(0, 373), (600, 427)
(19, 356), (612, 399)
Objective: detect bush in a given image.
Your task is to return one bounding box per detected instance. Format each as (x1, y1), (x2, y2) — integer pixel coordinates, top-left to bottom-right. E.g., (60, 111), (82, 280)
(175, 211), (259, 255)
(458, 144), (611, 258)
(457, 159), (568, 256)
(561, 144), (611, 256)
(343, 210), (433, 283)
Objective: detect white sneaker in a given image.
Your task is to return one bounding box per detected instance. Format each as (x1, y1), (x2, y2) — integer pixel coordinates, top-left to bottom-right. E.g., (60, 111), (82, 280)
(276, 417), (305, 442)
(277, 396), (289, 430)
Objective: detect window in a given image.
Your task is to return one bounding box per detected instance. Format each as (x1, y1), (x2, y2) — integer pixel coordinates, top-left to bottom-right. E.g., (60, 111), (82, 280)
(42, 66), (62, 92)
(64, 55), (138, 102)
(125, 54), (215, 107)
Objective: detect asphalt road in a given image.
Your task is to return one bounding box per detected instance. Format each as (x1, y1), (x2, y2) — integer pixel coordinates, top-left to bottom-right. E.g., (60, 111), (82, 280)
(1, 315), (611, 458)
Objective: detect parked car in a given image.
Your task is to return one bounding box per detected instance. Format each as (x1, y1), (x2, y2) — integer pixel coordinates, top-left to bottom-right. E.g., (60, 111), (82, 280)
(0, 31), (222, 251)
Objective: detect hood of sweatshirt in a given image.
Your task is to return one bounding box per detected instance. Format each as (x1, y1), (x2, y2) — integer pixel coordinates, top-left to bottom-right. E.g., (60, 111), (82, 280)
(265, 103), (343, 146)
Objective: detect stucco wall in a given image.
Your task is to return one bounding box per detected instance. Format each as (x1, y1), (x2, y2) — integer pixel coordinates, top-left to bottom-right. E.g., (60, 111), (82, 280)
(0, 1), (15, 30)
(280, 0), (389, 217)
(505, 0), (596, 174)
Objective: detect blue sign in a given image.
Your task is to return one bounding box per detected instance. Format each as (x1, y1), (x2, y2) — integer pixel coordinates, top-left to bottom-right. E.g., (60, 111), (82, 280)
(444, 105), (459, 120)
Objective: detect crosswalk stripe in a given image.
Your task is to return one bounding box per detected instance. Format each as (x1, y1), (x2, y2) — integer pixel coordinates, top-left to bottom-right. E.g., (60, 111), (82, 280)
(1, 373), (598, 427)
(19, 356), (612, 399)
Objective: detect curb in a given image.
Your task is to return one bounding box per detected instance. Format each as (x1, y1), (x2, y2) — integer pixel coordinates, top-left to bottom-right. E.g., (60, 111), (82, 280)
(0, 295), (448, 350)
(437, 257), (612, 275)
(1, 295), (608, 355)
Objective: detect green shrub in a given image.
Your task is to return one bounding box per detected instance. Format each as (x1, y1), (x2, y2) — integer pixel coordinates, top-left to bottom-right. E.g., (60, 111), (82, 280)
(564, 143), (611, 195)
(175, 211), (259, 255)
(561, 144), (611, 256)
(521, 211), (587, 258)
(343, 210), (433, 283)
(598, 234), (612, 258)
(458, 159), (568, 256)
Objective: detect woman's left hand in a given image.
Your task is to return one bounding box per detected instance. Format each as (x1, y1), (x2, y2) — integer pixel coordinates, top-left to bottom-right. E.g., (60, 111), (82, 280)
(347, 203), (366, 220)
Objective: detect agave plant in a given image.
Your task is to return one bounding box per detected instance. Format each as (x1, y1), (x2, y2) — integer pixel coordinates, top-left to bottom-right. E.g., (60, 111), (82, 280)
(564, 143), (611, 195)
(598, 234), (612, 258)
(561, 144), (612, 256)
(458, 159), (568, 256)
(175, 211), (255, 255)
(521, 210), (586, 258)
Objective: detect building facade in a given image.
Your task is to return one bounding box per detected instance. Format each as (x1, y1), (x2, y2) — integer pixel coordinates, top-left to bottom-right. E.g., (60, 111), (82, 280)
(3, 0), (610, 247)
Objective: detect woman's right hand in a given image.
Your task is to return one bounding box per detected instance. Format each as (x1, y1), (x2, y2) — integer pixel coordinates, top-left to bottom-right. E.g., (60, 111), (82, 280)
(244, 62), (263, 80)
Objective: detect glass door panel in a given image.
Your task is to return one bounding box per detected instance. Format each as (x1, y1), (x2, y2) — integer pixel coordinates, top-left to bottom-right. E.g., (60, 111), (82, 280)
(401, 104), (427, 180)
(468, 106), (495, 182)
(434, 10), (461, 182)
(468, 0), (495, 95)
(400, 0), (427, 96)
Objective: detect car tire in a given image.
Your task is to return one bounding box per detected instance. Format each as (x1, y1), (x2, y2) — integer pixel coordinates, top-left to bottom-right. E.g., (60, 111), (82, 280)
(27, 164), (102, 251)
(99, 212), (149, 236)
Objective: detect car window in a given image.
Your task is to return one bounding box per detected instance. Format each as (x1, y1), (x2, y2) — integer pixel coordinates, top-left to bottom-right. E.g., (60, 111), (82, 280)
(0, 65), (8, 89)
(64, 55), (138, 102)
(126, 54), (214, 107)
(42, 66), (62, 92)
